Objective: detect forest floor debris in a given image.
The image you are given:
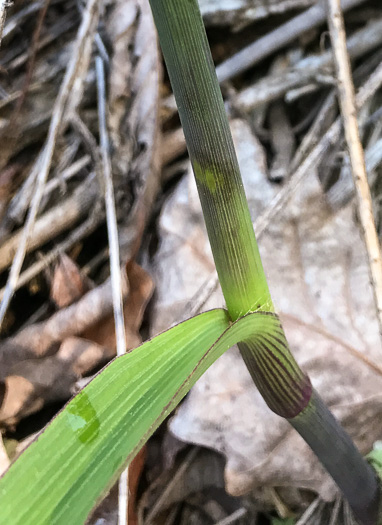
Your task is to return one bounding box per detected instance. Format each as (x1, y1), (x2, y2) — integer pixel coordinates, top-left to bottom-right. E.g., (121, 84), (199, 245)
(0, 0), (382, 523)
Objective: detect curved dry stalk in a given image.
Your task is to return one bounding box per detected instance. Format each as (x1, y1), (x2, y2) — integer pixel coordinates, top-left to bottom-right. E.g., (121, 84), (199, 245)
(327, 0), (382, 343)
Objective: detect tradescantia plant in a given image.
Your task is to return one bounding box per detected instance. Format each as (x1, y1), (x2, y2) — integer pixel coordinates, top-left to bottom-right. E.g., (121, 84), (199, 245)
(0, 0), (381, 523)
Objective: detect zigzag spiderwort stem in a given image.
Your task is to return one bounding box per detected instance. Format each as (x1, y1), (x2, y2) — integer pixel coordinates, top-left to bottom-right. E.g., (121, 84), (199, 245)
(147, 0), (381, 522)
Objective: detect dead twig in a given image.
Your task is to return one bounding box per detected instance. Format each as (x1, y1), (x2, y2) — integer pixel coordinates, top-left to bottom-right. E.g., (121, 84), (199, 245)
(162, 17), (382, 147)
(162, 0), (369, 120)
(296, 499), (325, 525)
(96, 57), (127, 359)
(0, 211), (102, 301)
(0, 0), (9, 45)
(216, 0), (367, 83)
(326, 138), (382, 209)
(1, 2), (43, 42)
(96, 54), (128, 525)
(8, 0), (51, 133)
(5, 11), (77, 71)
(289, 91), (337, 174)
(235, 17), (382, 112)
(327, 0), (382, 342)
(0, 0), (9, 46)
(0, 0), (101, 329)
(213, 509), (248, 525)
(0, 175), (98, 274)
(268, 57), (296, 182)
(145, 447), (200, 525)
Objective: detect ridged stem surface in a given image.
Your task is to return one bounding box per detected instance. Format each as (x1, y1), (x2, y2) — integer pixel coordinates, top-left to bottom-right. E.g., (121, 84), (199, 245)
(148, 0), (271, 320)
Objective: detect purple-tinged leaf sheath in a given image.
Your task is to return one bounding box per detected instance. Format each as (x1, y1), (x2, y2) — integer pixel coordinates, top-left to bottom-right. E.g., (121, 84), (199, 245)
(238, 316), (311, 418)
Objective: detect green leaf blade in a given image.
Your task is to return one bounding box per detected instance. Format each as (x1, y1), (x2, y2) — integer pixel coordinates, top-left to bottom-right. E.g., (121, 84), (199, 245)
(0, 309), (231, 525)
(0, 310), (302, 524)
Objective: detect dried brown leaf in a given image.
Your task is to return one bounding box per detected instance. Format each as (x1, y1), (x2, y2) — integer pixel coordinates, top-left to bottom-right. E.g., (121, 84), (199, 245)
(0, 261), (152, 426)
(128, 446), (146, 525)
(0, 271), (129, 379)
(50, 253), (92, 308)
(0, 337), (110, 426)
(83, 261), (154, 351)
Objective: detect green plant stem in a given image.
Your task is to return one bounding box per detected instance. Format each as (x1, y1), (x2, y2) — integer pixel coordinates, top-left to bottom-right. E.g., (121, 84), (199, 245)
(291, 390), (380, 525)
(148, 0), (271, 320)
(148, 0), (381, 522)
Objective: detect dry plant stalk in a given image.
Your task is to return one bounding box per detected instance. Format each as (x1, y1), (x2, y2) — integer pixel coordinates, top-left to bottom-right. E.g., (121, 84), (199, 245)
(0, 213), (100, 301)
(327, 0), (382, 342)
(0, 0), (8, 46)
(96, 54), (129, 525)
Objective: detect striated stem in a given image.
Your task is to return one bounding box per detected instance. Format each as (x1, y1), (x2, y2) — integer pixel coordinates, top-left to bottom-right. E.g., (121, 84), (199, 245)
(148, 0), (271, 320)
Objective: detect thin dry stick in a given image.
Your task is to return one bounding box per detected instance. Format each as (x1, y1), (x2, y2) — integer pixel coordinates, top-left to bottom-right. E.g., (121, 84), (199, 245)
(296, 499), (324, 525)
(0, 212), (101, 301)
(145, 447), (200, 525)
(213, 508), (248, 525)
(10, 0), (51, 124)
(0, 175), (98, 273)
(0, 0), (8, 46)
(216, 0), (367, 82)
(162, 0), (368, 119)
(0, 0), (100, 329)
(184, 61), (382, 320)
(234, 16), (382, 113)
(96, 55), (128, 525)
(327, 0), (382, 341)
(328, 495), (343, 525)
